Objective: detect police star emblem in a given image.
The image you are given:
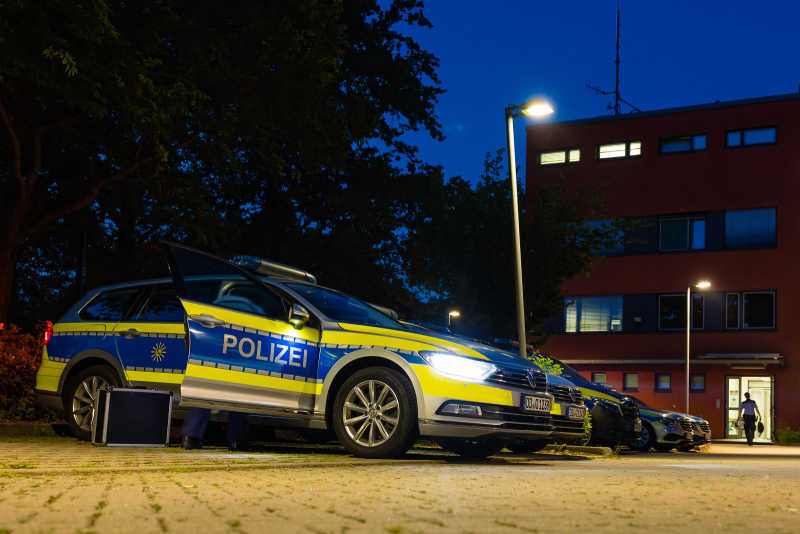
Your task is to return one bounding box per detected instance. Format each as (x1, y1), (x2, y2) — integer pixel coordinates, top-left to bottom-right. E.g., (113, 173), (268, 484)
(150, 342), (167, 362)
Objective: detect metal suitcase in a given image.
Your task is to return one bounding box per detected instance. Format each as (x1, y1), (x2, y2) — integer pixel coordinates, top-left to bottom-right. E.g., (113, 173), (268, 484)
(91, 386), (173, 447)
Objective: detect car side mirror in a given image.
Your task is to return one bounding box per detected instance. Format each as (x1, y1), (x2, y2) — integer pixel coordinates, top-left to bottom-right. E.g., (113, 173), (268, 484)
(288, 303), (310, 329)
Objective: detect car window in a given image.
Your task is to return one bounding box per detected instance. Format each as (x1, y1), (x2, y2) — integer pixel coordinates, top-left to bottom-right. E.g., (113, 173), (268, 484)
(216, 280), (286, 319)
(285, 282), (400, 328)
(79, 288), (142, 321)
(132, 286), (184, 322)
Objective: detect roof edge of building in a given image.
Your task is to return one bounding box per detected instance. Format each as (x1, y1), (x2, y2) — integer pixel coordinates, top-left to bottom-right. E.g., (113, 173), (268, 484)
(528, 92), (800, 129)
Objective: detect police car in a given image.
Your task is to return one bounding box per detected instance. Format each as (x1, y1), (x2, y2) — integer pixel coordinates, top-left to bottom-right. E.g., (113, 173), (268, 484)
(628, 397), (711, 452)
(35, 244), (585, 458)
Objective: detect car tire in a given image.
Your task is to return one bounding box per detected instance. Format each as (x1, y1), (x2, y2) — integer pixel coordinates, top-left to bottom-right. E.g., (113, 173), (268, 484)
(62, 364), (121, 441)
(654, 443), (674, 452)
(331, 366), (418, 458)
(437, 438), (506, 459)
(508, 439), (550, 454)
(677, 444), (695, 452)
(629, 423), (654, 451)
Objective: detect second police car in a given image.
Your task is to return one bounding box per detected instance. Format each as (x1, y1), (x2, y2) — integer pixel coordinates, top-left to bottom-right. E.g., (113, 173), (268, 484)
(35, 243), (587, 458)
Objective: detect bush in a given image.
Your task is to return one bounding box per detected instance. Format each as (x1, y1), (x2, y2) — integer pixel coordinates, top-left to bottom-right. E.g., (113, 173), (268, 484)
(0, 322), (53, 421)
(776, 427), (800, 444)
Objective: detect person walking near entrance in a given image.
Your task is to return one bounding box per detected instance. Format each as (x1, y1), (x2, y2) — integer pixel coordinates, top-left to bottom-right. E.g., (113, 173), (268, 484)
(737, 392), (762, 446)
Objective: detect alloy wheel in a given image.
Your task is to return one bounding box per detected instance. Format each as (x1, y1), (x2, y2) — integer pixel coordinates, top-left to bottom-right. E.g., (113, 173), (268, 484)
(71, 376), (107, 432)
(342, 379), (400, 447)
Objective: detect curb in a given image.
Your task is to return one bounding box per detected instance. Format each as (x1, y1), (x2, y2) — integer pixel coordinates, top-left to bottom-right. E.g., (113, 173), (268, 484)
(542, 444), (613, 456)
(0, 423), (61, 437)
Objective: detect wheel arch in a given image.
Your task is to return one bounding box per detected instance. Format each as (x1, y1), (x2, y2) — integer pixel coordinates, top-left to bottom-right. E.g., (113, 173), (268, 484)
(59, 350), (128, 396)
(317, 349), (425, 429)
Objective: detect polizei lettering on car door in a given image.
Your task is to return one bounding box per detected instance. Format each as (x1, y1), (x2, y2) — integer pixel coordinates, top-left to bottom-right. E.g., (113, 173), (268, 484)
(222, 333), (308, 368)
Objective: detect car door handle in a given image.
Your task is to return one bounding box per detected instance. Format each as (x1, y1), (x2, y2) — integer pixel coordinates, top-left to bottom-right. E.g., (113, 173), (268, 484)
(120, 328), (142, 338)
(189, 314), (227, 328)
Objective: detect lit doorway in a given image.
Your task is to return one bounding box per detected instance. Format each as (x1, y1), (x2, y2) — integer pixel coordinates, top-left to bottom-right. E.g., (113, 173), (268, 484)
(725, 376), (773, 441)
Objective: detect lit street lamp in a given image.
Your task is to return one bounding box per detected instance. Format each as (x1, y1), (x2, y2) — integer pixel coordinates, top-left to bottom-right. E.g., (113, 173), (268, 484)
(448, 310), (461, 328)
(505, 98), (554, 360)
(686, 280), (711, 413)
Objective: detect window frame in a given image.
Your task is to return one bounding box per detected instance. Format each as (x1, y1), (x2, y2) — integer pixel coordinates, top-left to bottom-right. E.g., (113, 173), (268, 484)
(690, 373), (706, 393)
(563, 295), (624, 334)
(654, 373), (672, 393)
(622, 373), (639, 392)
(597, 140), (643, 160)
(591, 372), (607, 384)
(725, 126), (777, 148)
(658, 215), (706, 252)
(659, 133), (708, 154)
(742, 290), (776, 330)
(658, 293), (704, 331)
(725, 292), (741, 330)
(538, 147), (581, 166)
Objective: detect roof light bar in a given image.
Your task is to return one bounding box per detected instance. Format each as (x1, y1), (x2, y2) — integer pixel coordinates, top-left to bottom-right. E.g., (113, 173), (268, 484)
(229, 255), (317, 284)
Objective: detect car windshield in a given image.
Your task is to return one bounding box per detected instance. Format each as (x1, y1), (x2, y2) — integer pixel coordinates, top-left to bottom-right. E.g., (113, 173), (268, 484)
(285, 283), (402, 329)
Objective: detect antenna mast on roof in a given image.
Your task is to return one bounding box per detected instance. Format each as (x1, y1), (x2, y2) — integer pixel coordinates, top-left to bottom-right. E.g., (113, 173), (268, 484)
(586, 2), (641, 115)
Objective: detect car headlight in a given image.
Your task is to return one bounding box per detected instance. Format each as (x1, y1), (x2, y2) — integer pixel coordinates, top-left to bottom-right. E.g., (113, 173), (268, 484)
(420, 351), (497, 381)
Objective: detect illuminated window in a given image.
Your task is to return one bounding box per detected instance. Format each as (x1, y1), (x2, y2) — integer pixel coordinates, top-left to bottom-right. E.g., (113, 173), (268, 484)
(654, 373), (671, 392)
(659, 216), (706, 251)
(592, 373), (607, 384)
(726, 127), (776, 147)
(564, 296), (623, 333)
(539, 148), (581, 165)
(660, 134), (707, 154)
(598, 140), (642, 159)
(623, 373), (638, 392)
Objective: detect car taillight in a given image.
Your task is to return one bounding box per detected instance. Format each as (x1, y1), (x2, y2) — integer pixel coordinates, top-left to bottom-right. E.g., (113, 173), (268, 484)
(43, 321), (53, 345)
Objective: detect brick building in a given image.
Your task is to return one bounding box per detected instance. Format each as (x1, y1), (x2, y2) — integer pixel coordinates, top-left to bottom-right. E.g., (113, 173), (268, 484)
(525, 93), (800, 441)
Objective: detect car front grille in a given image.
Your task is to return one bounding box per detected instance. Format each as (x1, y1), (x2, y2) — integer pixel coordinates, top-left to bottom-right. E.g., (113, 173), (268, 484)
(548, 385), (582, 404)
(551, 415), (585, 435)
(694, 421), (710, 433)
(479, 405), (551, 432)
(487, 367), (547, 393)
(679, 419), (693, 432)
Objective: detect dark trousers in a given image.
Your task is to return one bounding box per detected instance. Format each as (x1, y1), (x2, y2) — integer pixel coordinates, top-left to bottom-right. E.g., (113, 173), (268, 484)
(743, 414), (757, 445)
(183, 408), (248, 444)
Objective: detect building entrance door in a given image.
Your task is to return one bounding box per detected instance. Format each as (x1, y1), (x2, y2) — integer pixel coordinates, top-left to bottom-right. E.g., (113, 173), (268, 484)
(725, 376), (774, 441)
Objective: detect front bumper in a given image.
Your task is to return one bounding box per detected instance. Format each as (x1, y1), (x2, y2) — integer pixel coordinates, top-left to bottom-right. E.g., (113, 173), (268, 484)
(652, 422), (693, 446)
(420, 401), (552, 439)
(551, 402), (587, 439)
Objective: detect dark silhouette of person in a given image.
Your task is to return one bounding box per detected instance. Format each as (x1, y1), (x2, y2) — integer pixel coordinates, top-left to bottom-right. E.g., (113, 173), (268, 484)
(182, 408), (248, 451)
(737, 392), (762, 446)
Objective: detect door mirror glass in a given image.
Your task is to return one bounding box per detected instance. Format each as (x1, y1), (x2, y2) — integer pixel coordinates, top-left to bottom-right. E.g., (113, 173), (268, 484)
(289, 303), (310, 329)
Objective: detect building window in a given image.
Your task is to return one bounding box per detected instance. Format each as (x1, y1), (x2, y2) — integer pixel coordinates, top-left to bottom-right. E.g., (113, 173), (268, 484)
(743, 291), (776, 329)
(540, 148), (581, 165)
(690, 374), (706, 392)
(598, 140), (642, 159)
(623, 373), (638, 392)
(591, 373), (607, 384)
(726, 293), (741, 329)
(564, 296), (623, 333)
(654, 373), (671, 392)
(660, 134), (707, 154)
(659, 216), (706, 251)
(584, 219), (624, 255)
(726, 127), (776, 147)
(724, 208), (776, 248)
(659, 294), (704, 330)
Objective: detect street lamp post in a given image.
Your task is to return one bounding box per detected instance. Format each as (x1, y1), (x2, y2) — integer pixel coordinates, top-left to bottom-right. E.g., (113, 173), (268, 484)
(686, 280), (711, 413)
(448, 310), (460, 328)
(504, 99), (554, 360)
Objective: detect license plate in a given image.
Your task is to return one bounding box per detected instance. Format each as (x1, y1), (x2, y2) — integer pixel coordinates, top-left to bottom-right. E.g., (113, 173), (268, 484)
(522, 395), (552, 413)
(567, 405), (586, 420)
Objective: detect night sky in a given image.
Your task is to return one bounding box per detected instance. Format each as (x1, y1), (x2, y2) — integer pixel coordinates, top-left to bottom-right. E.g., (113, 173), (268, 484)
(400, 1), (800, 183)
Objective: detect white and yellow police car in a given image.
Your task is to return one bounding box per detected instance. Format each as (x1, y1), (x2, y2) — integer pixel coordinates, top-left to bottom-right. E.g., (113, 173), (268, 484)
(35, 243), (585, 457)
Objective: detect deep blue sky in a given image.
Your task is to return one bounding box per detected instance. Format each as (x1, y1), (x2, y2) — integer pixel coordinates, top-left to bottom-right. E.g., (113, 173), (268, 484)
(399, 1), (800, 183)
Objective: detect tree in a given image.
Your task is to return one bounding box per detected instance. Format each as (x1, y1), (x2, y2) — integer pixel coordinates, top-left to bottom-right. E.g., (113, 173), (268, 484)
(2, 0), (443, 323)
(405, 149), (631, 341)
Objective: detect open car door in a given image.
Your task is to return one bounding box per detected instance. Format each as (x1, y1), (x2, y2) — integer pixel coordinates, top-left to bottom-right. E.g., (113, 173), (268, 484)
(162, 243), (322, 414)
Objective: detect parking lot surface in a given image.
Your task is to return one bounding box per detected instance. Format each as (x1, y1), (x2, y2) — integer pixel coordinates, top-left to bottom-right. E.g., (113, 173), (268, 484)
(0, 438), (798, 533)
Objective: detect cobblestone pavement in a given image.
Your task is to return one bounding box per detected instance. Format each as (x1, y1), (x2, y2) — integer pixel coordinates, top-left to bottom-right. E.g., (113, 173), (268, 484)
(0, 438), (799, 534)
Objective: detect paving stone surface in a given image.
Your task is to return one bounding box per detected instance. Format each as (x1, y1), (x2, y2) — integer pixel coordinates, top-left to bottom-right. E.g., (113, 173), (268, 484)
(0, 438), (798, 533)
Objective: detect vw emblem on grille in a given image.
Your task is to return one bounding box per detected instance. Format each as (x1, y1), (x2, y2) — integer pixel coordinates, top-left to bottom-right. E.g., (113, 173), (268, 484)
(569, 388), (578, 402)
(526, 369), (539, 389)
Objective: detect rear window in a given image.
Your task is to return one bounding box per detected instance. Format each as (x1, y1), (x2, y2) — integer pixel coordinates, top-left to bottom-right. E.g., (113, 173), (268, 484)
(132, 286), (184, 322)
(79, 288), (141, 321)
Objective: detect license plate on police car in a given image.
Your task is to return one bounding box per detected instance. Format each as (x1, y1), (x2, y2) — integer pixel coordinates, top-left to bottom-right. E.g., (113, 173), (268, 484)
(522, 395), (552, 413)
(567, 406), (587, 420)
